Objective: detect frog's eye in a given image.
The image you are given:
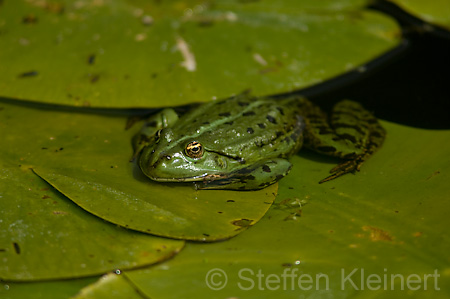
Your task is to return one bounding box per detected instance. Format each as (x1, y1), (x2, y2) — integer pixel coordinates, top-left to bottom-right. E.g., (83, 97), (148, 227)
(185, 141), (204, 159)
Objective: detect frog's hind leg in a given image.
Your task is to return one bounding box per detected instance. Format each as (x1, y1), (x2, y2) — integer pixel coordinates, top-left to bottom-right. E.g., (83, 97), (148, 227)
(303, 100), (386, 183)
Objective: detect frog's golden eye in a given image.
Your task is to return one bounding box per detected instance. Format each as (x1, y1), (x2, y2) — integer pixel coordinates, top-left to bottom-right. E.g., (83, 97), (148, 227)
(185, 141), (204, 159)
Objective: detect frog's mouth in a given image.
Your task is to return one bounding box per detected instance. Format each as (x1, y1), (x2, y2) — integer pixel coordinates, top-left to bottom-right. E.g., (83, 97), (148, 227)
(142, 147), (245, 183)
(146, 172), (228, 183)
(142, 153), (230, 183)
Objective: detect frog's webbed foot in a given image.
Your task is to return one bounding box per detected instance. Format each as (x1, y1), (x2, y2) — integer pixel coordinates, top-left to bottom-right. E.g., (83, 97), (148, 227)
(319, 154), (366, 184)
(303, 99), (386, 184)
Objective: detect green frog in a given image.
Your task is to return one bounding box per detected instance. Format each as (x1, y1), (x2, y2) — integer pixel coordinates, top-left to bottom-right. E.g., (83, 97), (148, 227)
(132, 93), (385, 190)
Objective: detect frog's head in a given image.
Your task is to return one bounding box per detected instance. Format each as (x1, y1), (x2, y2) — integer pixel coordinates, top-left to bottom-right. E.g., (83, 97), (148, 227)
(139, 128), (236, 182)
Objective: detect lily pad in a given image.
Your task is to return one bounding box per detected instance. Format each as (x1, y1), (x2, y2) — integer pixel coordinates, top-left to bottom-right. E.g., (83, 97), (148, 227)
(73, 273), (144, 299)
(0, 0), (401, 108)
(0, 166), (183, 281)
(0, 277), (98, 299)
(122, 121), (450, 298)
(0, 101), (276, 241)
(388, 0), (450, 31)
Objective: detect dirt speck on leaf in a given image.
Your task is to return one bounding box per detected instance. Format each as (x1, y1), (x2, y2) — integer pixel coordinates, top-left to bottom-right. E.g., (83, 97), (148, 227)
(362, 226), (393, 242)
(426, 170), (440, 180)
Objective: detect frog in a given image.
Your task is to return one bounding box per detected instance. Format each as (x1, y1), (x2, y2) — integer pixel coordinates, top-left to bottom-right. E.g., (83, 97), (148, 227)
(131, 92), (385, 190)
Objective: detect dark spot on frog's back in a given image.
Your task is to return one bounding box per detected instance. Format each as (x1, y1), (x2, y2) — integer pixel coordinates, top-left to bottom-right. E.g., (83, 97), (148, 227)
(240, 174), (256, 181)
(243, 111), (255, 116)
(247, 127), (254, 134)
(266, 115), (277, 124)
(238, 101), (249, 107)
(225, 121), (234, 125)
(219, 112), (231, 117)
(254, 140), (264, 147)
(276, 107), (285, 115)
(258, 123), (266, 129)
(262, 165), (271, 173)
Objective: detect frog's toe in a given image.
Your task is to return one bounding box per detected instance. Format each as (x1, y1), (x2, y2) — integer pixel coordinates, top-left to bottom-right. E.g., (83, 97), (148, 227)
(319, 157), (364, 184)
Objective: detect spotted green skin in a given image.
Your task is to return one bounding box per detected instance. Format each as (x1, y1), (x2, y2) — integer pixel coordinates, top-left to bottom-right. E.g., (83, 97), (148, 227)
(135, 93), (385, 190)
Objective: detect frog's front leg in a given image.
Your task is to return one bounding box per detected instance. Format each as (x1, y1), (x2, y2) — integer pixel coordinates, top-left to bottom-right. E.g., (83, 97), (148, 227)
(130, 108), (178, 161)
(200, 158), (292, 190)
(303, 100), (386, 183)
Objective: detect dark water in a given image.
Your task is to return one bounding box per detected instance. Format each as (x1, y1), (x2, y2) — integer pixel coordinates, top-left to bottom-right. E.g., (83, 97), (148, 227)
(315, 33), (450, 130)
(311, 3), (450, 130)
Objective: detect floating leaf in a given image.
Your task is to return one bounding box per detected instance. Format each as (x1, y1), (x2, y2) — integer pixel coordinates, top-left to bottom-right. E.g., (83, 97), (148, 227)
(0, 165), (183, 281)
(34, 168), (277, 242)
(388, 0), (450, 31)
(122, 121), (450, 298)
(0, 101), (276, 241)
(0, 0), (401, 107)
(73, 273), (144, 299)
(0, 277), (97, 299)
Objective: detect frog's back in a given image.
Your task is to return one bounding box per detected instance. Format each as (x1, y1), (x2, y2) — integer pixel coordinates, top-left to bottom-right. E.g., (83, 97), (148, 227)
(171, 94), (305, 162)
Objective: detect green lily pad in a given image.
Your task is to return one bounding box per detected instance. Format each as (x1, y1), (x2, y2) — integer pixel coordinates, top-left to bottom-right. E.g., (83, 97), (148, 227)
(73, 273), (144, 299)
(0, 101), (276, 241)
(122, 121), (450, 298)
(34, 168), (277, 242)
(388, 0), (450, 31)
(0, 277), (98, 299)
(0, 0), (401, 108)
(0, 166), (183, 281)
